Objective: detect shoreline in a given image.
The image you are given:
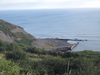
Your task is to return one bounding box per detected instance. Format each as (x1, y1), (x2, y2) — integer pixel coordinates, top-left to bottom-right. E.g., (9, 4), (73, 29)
(32, 38), (85, 52)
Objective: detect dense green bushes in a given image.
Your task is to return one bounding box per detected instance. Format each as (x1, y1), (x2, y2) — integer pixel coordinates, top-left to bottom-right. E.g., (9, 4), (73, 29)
(0, 40), (100, 75)
(0, 58), (21, 75)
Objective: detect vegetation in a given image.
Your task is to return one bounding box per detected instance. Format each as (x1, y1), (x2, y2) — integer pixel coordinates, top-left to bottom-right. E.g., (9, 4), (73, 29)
(0, 20), (16, 34)
(0, 58), (21, 75)
(14, 32), (32, 45)
(0, 40), (100, 75)
(0, 20), (35, 45)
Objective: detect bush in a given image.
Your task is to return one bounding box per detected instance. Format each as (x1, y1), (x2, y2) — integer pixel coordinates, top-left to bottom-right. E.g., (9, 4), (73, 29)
(0, 58), (21, 75)
(6, 50), (27, 61)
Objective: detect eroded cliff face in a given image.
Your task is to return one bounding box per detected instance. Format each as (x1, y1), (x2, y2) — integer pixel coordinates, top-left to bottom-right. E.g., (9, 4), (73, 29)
(0, 20), (36, 45)
(0, 30), (14, 42)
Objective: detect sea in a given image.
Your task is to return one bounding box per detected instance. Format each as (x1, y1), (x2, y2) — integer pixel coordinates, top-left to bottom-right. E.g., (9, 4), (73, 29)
(0, 8), (100, 51)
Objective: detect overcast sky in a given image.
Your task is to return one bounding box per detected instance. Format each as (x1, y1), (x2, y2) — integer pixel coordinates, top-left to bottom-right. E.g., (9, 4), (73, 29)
(0, 0), (100, 10)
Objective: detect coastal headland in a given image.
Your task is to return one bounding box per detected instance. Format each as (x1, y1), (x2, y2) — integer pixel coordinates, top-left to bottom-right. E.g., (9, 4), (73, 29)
(0, 19), (87, 52)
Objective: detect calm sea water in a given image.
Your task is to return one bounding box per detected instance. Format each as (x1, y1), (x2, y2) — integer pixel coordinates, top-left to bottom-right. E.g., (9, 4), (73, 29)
(0, 8), (100, 51)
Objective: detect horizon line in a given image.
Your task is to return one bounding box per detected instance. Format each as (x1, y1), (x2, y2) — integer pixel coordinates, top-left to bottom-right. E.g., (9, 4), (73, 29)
(0, 7), (100, 10)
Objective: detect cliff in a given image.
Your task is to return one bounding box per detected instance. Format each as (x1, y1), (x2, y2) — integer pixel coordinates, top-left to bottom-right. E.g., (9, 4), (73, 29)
(0, 20), (36, 45)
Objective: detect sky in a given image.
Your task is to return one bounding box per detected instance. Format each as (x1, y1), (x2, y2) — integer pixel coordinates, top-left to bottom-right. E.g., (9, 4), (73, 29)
(0, 0), (100, 10)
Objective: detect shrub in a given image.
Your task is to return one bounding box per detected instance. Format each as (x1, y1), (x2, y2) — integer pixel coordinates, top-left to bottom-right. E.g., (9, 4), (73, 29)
(6, 50), (27, 61)
(0, 58), (21, 75)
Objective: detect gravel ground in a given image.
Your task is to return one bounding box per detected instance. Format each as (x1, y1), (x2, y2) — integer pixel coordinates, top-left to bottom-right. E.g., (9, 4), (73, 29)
(32, 38), (72, 50)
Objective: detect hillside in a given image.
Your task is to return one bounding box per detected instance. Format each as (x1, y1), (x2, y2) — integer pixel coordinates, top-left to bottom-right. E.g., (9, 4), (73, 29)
(0, 20), (100, 75)
(0, 20), (75, 51)
(0, 39), (100, 75)
(0, 19), (36, 45)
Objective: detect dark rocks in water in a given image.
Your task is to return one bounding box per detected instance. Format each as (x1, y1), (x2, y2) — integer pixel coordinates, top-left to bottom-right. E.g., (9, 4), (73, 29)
(69, 38), (88, 41)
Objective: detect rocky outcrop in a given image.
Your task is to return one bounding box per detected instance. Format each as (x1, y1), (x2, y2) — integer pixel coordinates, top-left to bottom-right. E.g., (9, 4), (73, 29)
(32, 38), (73, 51)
